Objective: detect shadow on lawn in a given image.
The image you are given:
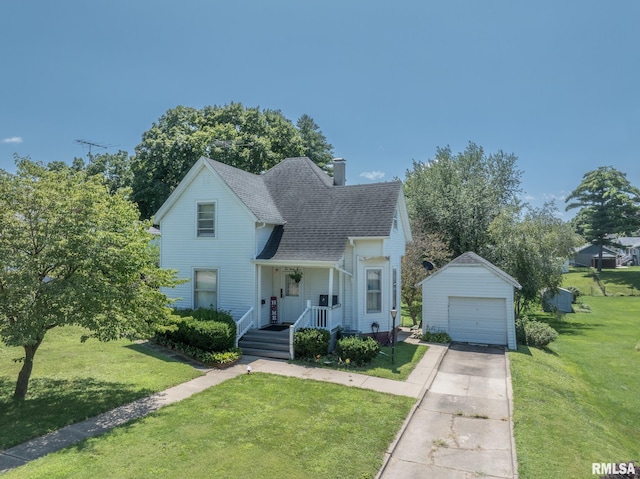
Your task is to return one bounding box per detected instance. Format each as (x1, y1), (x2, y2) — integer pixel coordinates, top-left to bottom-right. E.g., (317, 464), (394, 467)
(0, 376), (154, 449)
(598, 268), (640, 292)
(551, 320), (603, 337)
(125, 341), (209, 370)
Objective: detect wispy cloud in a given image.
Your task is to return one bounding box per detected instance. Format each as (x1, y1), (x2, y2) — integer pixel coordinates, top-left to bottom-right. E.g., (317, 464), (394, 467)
(523, 194), (536, 201)
(2, 136), (23, 144)
(360, 170), (385, 181)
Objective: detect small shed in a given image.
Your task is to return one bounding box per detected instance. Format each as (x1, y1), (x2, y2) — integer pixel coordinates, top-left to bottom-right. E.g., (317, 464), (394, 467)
(542, 288), (574, 313)
(416, 252), (521, 350)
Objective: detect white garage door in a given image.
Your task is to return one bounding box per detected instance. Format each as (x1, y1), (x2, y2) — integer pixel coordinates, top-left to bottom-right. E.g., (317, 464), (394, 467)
(448, 297), (507, 345)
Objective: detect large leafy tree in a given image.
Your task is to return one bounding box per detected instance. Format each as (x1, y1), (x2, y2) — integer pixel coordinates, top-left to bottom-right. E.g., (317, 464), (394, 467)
(131, 103), (332, 219)
(488, 202), (580, 316)
(404, 142), (522, 257)
(49, 150), (133, 195)
(565, 166), (640, 272)
(0, 159), (182, 400)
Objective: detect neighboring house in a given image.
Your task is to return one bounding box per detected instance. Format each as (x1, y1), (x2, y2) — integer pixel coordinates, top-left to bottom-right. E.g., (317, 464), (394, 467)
(154, 156), (412, 352)
(572, 244), (619, 269)
(416, 252), (521, 350)
(615, 237), (640, 266)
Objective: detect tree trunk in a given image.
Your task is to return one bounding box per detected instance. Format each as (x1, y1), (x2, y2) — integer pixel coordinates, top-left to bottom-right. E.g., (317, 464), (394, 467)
(597, 244), (603, 273)
(13, 342), (41, 401)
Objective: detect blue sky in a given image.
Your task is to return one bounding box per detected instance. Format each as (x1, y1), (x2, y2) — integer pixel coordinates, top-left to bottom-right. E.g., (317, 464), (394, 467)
(1, 1), (638, 218)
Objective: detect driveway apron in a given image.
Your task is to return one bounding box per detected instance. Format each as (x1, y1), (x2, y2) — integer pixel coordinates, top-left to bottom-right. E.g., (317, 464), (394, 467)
(380, 343), (516, 479)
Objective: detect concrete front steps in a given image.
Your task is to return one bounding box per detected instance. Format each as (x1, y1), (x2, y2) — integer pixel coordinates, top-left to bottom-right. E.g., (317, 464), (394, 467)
(238, 328), (290, 360)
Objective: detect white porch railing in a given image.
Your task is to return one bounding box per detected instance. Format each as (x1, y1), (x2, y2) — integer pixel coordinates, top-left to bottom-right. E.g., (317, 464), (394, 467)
(289, 301), (341, 359)
(235, 307), (254, 347)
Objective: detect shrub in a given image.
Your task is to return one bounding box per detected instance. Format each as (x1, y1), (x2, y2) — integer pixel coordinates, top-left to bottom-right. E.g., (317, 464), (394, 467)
(566, 286), (583, 303)
(178, 319), (235, 352)
(335, 336), (380, 366)
(516, 316), (558, 349)
(420, 330), (451, 344)
(294, 328), (330, 359)
(515, 316), (528, 345)
(173, 308), (236, 327)
(158, 309), (236, 352)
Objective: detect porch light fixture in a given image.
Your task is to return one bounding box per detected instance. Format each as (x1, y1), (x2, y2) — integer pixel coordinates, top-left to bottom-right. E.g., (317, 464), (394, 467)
(390, 308), (397, 364)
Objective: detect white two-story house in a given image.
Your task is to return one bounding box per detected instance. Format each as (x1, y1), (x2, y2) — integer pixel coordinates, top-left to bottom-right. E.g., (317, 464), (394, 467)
(154, 156), (412, 357)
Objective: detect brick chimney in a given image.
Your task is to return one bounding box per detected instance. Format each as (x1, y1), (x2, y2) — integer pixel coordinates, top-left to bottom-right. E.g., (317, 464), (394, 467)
(333, 158), (346, 186)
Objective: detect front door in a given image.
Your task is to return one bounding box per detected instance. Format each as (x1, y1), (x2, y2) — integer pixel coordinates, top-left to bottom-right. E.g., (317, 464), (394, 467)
(275, 268), (304, 323)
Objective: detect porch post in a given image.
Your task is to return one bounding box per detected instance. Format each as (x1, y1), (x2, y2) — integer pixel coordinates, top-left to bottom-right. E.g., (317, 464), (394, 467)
(256, 264), (262, 329)
(328, 267), (334, 330)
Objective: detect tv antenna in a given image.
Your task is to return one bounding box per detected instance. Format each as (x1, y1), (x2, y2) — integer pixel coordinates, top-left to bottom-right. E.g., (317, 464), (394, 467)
(75, 139), (111, 157)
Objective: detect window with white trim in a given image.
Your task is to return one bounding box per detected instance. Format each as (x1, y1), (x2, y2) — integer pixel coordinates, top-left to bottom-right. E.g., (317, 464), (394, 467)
(197, 202), (215, 237)
(392, 267), (398, 309)
(393, 209), (398, 231)
(366, 268), (382, 313)
(194, 270), (217, 309)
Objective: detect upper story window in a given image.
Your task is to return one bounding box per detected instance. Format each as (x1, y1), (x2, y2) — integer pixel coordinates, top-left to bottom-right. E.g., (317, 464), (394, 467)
(197, 202), (215, 237)
(393, 209), (398, 231)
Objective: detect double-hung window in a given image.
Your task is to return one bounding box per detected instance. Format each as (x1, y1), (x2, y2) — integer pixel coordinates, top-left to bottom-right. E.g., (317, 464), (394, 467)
(194, 270), (217, 309)
(197, 202), (215, 237)
(366, 268), (382, 313)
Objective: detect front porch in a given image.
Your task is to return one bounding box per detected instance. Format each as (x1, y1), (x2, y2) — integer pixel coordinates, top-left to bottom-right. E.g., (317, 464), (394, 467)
(237, 300), (342, 360)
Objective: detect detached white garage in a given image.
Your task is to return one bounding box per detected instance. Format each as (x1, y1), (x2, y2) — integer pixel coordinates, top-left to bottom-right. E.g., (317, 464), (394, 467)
(417, 252), (521, 350)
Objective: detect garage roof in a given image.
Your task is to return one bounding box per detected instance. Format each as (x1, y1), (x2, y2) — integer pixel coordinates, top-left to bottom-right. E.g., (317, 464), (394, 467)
(416, 251), (522, 289)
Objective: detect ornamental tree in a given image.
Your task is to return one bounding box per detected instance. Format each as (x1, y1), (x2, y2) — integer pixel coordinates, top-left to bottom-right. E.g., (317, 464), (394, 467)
(565, 166), (640, 272)
(0, 159), (182, 400)
(401, 218), (451, 326)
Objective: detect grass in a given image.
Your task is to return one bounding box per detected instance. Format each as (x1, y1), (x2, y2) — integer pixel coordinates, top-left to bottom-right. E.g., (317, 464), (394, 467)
(565, 266), (640, 296)
(510, 295), (640, 478)
(294, 341), (428, 381)
(0, 325), (203, 449)
(4, 373), (416, 479)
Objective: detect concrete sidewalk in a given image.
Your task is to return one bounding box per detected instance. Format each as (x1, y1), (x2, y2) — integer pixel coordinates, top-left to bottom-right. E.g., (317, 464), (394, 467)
(378, 343), (518, 479)
(0, 337), (517, 478)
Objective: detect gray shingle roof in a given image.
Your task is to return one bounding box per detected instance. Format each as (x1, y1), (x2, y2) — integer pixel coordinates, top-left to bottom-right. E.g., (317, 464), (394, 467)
(206, 159), (284, 224)
(210, 157), (401, 263)
(416, 251), (521, 289)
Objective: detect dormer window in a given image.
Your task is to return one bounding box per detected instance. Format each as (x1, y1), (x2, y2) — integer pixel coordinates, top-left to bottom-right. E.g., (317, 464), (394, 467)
(197, 202), (215, 237)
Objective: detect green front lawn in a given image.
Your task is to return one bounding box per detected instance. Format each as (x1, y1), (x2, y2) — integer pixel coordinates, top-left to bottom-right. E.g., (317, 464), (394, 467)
(295, 341), (428, 381)
(5, 373), (415, 479)
(0, 325), (203, 448)
(510, 296), (640, 478)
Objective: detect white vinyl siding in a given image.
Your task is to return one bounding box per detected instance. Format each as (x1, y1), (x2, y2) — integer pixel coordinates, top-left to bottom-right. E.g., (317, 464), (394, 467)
(159, 164), (256, 319)
(196, 202), (215, 237)
(194, 269), (218, 309)
(420, 263), (518, 349)
(366, 268), (382, 313)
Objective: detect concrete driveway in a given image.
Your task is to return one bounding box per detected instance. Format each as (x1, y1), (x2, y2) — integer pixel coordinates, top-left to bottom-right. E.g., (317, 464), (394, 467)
(379, 343), (517, 479)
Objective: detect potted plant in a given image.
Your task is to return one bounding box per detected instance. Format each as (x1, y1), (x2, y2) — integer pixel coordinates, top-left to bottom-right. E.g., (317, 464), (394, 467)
(288, 268), (303, 283)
